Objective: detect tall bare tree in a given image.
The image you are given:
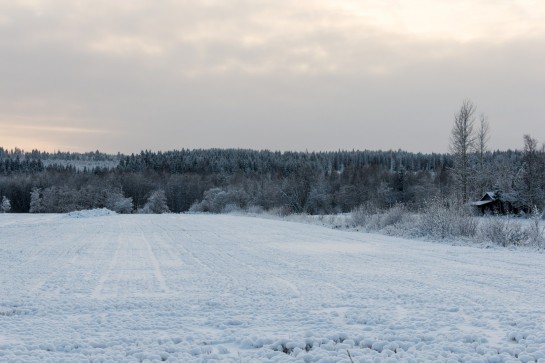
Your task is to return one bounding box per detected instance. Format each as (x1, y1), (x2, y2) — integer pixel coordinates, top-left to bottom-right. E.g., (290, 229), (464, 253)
(450, 100), (476, 203)
(474, 114), (490, 195)
(516, 135), (545, 210)
(475, 115), (490, 170)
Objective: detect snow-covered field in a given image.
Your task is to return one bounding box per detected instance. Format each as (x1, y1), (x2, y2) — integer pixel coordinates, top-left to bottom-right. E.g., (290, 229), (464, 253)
(1, 213), (545, 362)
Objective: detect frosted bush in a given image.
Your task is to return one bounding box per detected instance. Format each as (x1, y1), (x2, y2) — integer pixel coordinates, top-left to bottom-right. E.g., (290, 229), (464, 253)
(139, 190), (170, 214)
(382, 213), (420, 237)
(479, 216), (529, 247)
(418, 198), (454, 239)
(323, 214), (351, 229)
(222, 203), (242, 214)
(418, 198), (478, 239)
(268, 206), (291, 217)
(528, 207), (545, 248)
(452, 210), (479, 238)
(246, 205), (265, 214)
(105, 193), (133, 214)
(379, 204), (406, 228)
(351, 203), (411, 233)
(351, 201), (382, 228)
(351, 206), (368, 227)
(189, 187), (249, 213)
(1, 196), (11, 213)
(364, 214), (383, 231)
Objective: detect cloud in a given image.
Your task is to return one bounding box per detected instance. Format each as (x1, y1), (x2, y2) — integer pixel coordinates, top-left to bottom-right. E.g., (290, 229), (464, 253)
(4, 0), (544, 76)
(0, 0), (544, 153)
(330, 0), (545, 41)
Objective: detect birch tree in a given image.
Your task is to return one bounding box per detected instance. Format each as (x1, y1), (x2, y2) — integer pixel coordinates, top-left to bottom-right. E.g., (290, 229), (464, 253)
(516, 135), (545, 210)
(474, 114), (490, 195)
(450, 100), (476, 203)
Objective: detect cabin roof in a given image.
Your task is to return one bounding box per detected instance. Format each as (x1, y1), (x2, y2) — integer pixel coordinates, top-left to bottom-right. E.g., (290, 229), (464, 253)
(471, 200), (495, 206)
(471, 191), (520, 206)
(484, 191), (496, 199)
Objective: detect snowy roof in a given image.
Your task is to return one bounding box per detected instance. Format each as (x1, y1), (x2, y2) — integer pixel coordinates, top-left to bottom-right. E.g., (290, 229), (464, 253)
(472, 191), (520, 206)
(471, 200), (495, 206)
(485, 191), (496, 199)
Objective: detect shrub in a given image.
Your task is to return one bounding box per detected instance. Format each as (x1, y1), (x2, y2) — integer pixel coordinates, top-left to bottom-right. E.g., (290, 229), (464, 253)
(105, 192), (133, 214)
(222, 203), (242, 214)
(418, 197), (478, 239)
(351, 201), (381, 228)
(479, 216), (529, 247)
(139, 190), (170, 214)
(351, 203), (410, 233)
(246, 205), (265, 214)
(351, 206), (368, 227)
(380, 204), (406, 228)
(528, 207), (545, 248)
(1, 196), (11, 213)
(189, 187), (249, 213)
(268, 206), (291, 217)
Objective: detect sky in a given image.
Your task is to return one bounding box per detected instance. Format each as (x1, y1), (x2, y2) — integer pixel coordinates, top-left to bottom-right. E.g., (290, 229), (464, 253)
(1, 0), (544, 154)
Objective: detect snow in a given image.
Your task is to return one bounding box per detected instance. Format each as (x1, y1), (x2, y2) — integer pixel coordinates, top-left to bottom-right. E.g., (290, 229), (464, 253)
(1, 213), (545, 362)
(65, 208), (117, 218)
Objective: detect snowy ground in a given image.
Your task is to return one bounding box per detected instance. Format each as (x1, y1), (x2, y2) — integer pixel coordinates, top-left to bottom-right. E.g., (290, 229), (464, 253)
(1, 213), (545, 362)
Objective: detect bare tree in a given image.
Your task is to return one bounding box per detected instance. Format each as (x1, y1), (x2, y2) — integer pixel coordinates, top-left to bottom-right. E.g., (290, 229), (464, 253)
(450, 100), (477, 203)
(474, 114), (490, 195)
(516, 135), (545, 210)
(475, 115), (490, 169)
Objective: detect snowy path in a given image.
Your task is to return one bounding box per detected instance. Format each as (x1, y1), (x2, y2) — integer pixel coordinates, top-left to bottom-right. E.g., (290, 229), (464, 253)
(1, 214), (545, 362)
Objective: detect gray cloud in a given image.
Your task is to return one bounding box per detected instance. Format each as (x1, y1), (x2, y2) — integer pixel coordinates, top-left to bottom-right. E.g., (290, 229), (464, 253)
(1, 1), (544, 153)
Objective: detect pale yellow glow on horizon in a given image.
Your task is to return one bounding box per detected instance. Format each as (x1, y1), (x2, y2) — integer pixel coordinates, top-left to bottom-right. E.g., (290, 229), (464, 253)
(1, 118), (111, 152)
(0, 137), (83, 153)
(0, 122), (108, 134)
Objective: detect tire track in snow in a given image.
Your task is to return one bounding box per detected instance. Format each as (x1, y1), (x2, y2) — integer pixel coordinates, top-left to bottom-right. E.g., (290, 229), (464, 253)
(136, 225), (170, 295)
(2, 216), (99, 298)
(92, 221), (124, 299)
(92, 220), (171, 299)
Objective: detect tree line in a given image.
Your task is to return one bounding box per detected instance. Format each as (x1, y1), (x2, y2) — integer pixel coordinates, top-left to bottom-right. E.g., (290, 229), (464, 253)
(0, 103), (543, 215)
(0, 147), (452, 213)
(0, 146), (538, 215)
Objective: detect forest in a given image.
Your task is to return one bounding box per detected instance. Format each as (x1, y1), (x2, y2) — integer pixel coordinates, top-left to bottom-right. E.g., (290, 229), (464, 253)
(0, 142), (542, 216)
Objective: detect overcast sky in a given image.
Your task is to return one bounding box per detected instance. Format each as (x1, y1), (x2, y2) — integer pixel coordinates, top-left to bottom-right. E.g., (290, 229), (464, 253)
(1, 0), (544, 153)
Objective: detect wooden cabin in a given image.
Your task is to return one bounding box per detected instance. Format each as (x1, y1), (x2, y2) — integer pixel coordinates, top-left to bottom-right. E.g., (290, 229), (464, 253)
(471, 191), (526, 215)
